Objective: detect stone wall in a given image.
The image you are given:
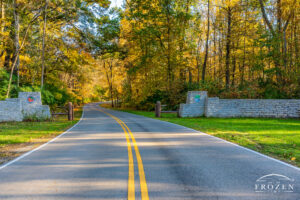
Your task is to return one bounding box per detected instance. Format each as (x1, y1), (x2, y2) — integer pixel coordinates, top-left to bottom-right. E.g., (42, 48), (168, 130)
(206, 98), (300, 118)
(0, 92), (51, 122)
(179, 91), (207, 117)
(179, 91), (300, 118)
(0, 99), (23, 122)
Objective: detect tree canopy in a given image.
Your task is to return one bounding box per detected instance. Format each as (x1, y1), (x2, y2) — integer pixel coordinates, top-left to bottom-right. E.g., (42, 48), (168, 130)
(0, 0), (299, 109)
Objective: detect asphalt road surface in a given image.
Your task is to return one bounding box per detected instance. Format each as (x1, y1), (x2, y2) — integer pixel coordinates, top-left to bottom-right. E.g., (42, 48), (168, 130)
(0, 103), (299, 200)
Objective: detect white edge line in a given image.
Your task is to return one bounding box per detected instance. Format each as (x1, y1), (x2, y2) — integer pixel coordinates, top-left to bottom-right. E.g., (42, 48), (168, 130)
(113, 109), (300, 172)
(0, 106), (85, 171)
(158, 118), (300, 172)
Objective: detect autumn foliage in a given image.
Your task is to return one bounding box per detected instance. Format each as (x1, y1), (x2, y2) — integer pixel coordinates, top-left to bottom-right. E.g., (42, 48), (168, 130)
(0, 0), (299, 109)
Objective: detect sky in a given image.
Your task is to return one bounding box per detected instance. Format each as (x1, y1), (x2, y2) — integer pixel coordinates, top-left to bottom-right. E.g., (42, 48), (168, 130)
(110, 0), (124, 8)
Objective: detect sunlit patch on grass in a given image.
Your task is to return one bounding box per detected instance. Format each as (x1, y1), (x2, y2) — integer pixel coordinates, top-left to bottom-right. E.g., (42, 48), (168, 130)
(0, 108), (82, 162)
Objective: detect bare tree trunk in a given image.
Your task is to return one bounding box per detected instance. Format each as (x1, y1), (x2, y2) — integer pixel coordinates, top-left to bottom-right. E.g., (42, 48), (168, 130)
(179, 0), (191, 83)
(1, 0), (4, 33)
(4, 49), (11, 70)
(197, 55), (200, 85)
(213, 23), (216, 80)
(240, 0), (248, 87)
(41, 0), (48, 89)
(218, 31), (223, 84)
(166, 6), (172, 91)
(202, 0), (210, 82)
(13, 0), (20, 87)
(110, 61), (114, 107)
(283, 31), (287, 71)
(6, 10), (42, 97)
(188, 68), (192, 85)
(196, 37), (201, 85)
(103, 61), (113, 107)
(225, 8), (232, 90)
(231, 48), (236, 87)
(259, 0), (275, 35)
(295, 16), (299, 72)
(241, 36), (246, 85)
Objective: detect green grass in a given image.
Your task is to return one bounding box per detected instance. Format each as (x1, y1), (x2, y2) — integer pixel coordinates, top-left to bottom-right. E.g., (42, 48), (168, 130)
(104, 105), (300, 167)
(0, 108), (82, 148)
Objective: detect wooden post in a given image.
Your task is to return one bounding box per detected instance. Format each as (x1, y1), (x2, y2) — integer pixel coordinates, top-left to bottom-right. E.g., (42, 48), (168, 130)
(155, 101), (161, 118)
(68, 102), (73, 121)
(72, 104), (74, 121)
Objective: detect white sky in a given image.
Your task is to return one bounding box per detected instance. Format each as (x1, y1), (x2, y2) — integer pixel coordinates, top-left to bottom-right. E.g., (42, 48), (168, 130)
(110, 0), (124, 8)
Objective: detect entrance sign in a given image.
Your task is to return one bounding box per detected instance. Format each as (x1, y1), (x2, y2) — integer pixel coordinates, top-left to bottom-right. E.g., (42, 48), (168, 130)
(27, 96), (35, 103)
(195, 95), (201, 103)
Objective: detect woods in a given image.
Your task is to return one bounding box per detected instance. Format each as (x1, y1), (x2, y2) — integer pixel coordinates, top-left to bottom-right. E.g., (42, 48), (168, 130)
(0, 0), (112, 106)
(0, 0), (299, 109)
(119, 0), (299, 109)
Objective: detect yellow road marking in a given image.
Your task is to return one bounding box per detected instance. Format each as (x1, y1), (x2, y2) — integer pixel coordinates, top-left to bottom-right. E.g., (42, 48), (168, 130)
(98, 108), (149, 200)
(121, 120), (149, 200)
(98, 109), (135, 200)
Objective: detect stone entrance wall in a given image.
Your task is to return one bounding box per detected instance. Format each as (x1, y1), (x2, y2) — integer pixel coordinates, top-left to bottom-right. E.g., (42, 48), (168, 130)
(178, 91), (207, 117)
(179, 91), (300, 118)
(0, 92), (51, 122)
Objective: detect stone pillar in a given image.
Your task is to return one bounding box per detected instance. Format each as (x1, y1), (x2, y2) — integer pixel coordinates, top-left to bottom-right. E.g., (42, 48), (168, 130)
(18, 92), (51, 120)
(179, 91), (208, 117)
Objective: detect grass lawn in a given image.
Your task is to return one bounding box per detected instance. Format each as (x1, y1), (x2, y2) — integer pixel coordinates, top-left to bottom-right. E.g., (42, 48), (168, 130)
(101, 104), (300, 167)
(0, 108), (82, 163)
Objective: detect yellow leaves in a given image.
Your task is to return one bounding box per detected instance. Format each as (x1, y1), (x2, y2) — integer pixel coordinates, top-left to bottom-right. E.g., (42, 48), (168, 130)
(57, 7), (63, 13)
(20, 55), (31, 63)
(291, 157), (296, 161)
(224, 0), (240, 7)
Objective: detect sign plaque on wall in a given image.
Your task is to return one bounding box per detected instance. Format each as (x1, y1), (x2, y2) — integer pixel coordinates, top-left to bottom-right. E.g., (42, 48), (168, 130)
(195, 95), (201, 103)
(27, 96), (35, 104)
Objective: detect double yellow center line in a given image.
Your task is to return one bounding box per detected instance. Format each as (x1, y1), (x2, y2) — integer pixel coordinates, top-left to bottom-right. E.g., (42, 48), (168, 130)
(98, 108), (149, 200)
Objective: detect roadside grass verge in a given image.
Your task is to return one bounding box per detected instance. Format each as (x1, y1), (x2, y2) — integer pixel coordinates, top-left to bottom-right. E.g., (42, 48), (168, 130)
(0, 108), (82, 163)
(101, 104), (300, 167)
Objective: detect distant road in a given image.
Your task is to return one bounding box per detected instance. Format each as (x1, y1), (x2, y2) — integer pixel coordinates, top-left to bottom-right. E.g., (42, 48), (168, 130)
(0, 103), (299, 200)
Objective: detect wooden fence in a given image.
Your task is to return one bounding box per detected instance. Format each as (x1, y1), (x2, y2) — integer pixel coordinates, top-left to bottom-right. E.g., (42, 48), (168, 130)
(51, 102), (74, 121)
(155, 101), (178, 118)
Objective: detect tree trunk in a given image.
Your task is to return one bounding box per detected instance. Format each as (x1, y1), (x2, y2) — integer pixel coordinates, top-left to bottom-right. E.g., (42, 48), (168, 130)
(13, 0), (20, 87)
(213, 23), (216, 80)
(196, 37), (201, 85)
(6, 8), (42, 98)
(218, 31), (223, 84)
(225, 8), (232, 90)
(1, 0), (4, 33)
(188, 68), (192, 85)
(294, 16), (299, 72)
(232, 51), (236, 87)
(178, 0), (191, 83)
(41, 0), (48, 89)
(4, 49), (12, 70)
(202, 0), (210, 82)
(166, 5), (172, 91)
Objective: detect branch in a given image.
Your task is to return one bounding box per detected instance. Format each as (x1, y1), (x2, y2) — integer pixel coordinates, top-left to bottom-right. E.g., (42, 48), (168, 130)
(283, 0), (296, 32)
(6, 8), (43, 98)
(258, 0), (275, 35)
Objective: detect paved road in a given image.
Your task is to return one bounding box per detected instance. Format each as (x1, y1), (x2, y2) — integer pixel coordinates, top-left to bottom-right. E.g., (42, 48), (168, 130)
(0, 103), (299, 200)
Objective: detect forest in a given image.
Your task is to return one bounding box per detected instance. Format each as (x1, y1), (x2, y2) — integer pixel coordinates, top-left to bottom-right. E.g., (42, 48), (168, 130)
(0, 0), (299, 110)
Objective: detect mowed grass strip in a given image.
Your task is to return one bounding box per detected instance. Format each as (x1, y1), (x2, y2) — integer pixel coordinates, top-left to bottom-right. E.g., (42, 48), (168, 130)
(102, 105), (300, 167)
(0, 108), (82, 162)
